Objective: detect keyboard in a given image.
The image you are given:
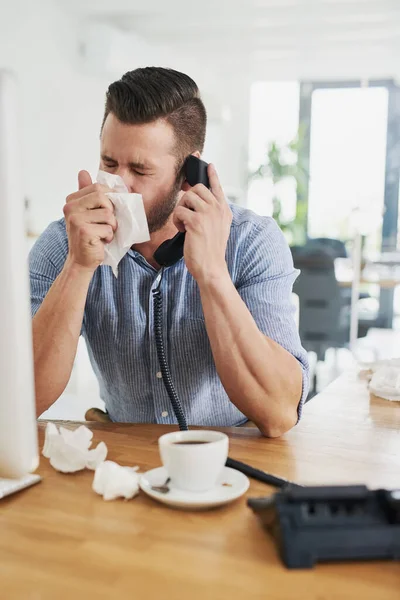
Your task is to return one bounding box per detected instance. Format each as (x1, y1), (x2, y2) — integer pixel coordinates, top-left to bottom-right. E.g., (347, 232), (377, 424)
(0, 473), (41, 499)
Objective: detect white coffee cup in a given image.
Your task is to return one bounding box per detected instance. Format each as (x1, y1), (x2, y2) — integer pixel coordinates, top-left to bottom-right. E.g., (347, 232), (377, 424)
(158, 430), (229, 493)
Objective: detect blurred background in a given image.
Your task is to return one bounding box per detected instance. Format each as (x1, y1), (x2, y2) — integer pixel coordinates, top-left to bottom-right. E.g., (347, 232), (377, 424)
(3, 0), (400, 414)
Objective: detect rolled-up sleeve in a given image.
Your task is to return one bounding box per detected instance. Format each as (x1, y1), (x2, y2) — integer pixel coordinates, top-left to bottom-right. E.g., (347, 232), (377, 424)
(29, 220), (69, 318)
(235, 218), (309, 421)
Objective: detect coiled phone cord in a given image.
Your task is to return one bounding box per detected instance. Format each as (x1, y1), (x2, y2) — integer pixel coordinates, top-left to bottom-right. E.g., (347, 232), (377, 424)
(152, 267), (189, 432)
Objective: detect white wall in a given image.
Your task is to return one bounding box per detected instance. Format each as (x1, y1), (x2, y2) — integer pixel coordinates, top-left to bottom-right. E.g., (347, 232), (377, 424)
(202, 79), (251, 206)
(0, 0), (113, 234)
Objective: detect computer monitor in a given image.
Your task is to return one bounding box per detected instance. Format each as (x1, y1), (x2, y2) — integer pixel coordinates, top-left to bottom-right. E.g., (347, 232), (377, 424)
(0, 70), (38, 478)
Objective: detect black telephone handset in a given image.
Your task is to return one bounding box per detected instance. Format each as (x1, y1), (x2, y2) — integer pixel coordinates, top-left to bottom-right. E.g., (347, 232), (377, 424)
(153, 155), (210, 267)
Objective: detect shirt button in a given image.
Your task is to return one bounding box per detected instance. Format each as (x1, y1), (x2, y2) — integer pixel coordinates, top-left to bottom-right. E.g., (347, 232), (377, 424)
(156, 371), (162, 379)
(161, 411), (169, 418)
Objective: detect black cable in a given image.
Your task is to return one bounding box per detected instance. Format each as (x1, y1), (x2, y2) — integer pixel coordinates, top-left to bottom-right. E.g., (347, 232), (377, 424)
(225, 457), (302, 489)
(152, 268), (188, 432)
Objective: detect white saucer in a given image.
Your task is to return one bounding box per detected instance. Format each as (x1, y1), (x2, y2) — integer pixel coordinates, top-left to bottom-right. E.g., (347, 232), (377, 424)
(139, 466), (250, 510)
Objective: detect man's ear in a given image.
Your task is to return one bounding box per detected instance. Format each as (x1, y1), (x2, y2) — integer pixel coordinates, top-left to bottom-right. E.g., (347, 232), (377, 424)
(181, 151), (202, 191)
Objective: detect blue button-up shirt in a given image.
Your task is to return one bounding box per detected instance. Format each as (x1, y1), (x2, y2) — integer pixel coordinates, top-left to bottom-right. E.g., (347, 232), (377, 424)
(29, 204), (309, 426)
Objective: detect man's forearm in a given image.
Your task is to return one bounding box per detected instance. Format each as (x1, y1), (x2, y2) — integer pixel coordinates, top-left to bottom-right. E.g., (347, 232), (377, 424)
(198, 269), (302, 437)
(32, 259), (93, 416)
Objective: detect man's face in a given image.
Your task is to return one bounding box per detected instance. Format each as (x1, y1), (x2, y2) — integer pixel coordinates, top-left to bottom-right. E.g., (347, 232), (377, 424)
(100, 114), (183, 233)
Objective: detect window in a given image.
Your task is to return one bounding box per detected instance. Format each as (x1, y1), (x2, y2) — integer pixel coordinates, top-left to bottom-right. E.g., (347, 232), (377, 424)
(307, 86), (389, 255)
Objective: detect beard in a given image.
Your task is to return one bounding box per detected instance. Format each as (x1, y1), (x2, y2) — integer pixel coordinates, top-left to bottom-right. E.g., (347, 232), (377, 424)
(146, 177), (182, 234)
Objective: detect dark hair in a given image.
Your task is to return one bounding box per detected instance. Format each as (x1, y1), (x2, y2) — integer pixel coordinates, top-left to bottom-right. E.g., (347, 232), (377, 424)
(102, 67), (207, 164)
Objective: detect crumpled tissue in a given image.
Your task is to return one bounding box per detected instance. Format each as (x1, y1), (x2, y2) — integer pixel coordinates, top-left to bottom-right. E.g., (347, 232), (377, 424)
(369, 365), (400, 401)
(360, 357), (400, 401)
(42, 423), (108, 473)
(97, 170), (150, 277)
(93, 461), (140, 501)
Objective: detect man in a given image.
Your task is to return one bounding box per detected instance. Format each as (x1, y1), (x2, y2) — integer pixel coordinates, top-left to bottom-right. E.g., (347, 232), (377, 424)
(30, 67), (309, 437)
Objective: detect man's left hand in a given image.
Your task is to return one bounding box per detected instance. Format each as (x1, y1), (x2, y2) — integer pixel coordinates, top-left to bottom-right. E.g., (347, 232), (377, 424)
(173, 164), (232, 284)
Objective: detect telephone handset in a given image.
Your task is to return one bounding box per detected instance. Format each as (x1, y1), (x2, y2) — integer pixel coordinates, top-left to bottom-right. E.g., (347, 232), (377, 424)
(153, 155), (210, 267)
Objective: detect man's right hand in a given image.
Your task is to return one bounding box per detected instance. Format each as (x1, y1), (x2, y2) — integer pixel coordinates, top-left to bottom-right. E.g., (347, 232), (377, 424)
(63, 170), (117, 272)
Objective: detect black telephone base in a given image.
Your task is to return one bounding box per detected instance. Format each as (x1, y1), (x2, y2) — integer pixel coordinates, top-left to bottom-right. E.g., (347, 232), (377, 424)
(248, 485), (400, 569)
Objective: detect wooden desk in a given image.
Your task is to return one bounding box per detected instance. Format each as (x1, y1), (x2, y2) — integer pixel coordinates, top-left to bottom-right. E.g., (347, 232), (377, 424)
(1, 371), (399, 599)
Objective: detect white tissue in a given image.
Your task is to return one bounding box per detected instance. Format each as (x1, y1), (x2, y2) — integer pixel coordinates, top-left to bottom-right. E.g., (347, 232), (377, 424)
(369, 365), (400, 401)
(96, 170), (150, 277)
(93, 461), (140, 500)
(42, 423), (108, 473)
(359, 357), (400, 401)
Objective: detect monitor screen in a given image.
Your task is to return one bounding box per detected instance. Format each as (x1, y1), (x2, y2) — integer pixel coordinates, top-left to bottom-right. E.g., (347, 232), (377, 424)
(0, 70), (38, 479)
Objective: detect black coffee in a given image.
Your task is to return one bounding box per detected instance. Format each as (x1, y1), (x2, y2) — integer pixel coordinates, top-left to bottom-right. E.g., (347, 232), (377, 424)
(173, 441), (210, 445)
